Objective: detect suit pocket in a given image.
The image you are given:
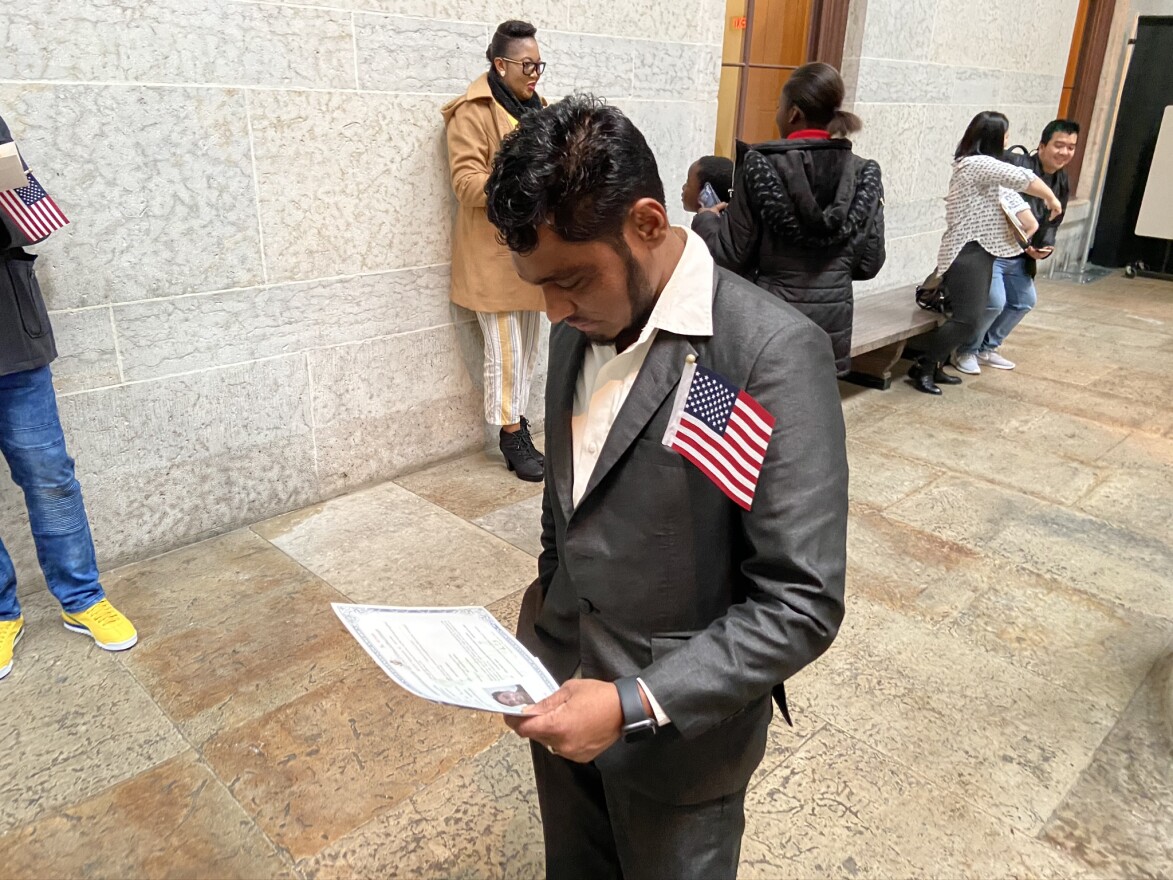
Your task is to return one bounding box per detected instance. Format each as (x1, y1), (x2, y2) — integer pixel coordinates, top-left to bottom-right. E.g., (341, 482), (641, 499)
(629, 437), (688, 469)
(6, 253), (50, 338)
(650, 631), (701, 661)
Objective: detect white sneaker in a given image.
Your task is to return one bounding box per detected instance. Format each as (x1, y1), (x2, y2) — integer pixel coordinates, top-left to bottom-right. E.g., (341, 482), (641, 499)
(951, 352), (980, 375)
(978, 350), (1016, 370)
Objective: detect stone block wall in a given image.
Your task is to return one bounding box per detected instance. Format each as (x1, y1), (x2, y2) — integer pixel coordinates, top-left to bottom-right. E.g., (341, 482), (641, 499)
(0, 0), (722, 583)
(840, 0), (1082, 293)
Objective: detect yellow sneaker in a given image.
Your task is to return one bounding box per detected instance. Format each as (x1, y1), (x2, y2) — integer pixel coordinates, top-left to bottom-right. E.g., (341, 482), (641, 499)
(1, 616), (24, 680)
(63, 600), (137, 651)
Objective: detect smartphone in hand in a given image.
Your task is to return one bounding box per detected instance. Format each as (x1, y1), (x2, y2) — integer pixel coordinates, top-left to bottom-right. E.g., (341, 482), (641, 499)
(698, 182), (720, 210)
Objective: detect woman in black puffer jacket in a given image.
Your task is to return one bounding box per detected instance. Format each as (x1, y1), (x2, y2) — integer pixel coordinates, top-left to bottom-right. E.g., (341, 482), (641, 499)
(693, 62), (885, 375)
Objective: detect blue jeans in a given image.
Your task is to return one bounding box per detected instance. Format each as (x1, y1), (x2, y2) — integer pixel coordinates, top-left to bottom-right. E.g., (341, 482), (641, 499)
(961, 256), (1038, 355)
(0, 366), (104, 620)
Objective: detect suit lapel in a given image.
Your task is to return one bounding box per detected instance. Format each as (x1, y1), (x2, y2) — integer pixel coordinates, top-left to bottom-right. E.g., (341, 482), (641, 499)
(548, 325), (587, 522)
(576, 332), (697, 512)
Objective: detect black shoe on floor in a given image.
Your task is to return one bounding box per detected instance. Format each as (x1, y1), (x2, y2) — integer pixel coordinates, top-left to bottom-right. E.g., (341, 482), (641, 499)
(933, 365), (963, 385)
(908, 359), (943, 395)
(517, 416), (544, 466)
(500, 427), (544, 482)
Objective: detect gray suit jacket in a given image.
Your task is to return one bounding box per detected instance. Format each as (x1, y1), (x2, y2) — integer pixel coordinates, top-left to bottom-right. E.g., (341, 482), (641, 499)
(517, 267), (848, 805)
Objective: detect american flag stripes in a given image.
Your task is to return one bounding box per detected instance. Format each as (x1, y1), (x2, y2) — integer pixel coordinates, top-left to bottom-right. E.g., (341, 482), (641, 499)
(0, 171), (68, 242)
(662, 362), (776, 511)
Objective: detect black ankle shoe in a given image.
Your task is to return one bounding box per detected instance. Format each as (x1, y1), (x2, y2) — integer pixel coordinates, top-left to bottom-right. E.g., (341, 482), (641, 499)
(909, 359), (942, 395)
(933, 365), (963, 385)
(518, 416), (543, 466)
(500, 428), (544, 482)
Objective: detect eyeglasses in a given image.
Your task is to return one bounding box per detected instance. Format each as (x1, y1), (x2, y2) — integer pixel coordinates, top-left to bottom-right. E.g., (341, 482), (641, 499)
(498, 57), (547, 77)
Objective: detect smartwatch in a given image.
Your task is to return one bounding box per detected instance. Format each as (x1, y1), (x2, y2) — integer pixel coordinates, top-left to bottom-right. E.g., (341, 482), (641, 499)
(615, 676), (657, 743)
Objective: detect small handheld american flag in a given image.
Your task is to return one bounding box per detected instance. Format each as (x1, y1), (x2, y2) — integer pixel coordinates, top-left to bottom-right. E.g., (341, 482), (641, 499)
(0, 170), (68, 243)
(662, 361), (776, 511)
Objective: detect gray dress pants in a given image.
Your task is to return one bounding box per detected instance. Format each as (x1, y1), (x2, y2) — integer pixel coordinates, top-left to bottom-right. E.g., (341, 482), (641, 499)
(530, 741), (747, 880)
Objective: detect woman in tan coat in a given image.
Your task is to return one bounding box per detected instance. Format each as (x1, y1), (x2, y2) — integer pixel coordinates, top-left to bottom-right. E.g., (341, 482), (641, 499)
(442, 20), (548, 482)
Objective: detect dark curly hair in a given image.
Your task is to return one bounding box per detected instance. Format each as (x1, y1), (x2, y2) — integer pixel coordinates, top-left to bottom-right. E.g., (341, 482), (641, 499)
(485, 95), (666, 255)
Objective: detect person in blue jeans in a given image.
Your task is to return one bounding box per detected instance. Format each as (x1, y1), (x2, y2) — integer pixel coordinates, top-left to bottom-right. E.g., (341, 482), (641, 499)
(981, 253), (1038, 358)
(952, 119), (1079, 374)
(0, 115), (137, 681)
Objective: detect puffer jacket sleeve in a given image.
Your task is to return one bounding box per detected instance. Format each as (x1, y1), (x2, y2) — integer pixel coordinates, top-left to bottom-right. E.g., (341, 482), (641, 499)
(852, 160), (886, 281)
(691, 157), (762, 276)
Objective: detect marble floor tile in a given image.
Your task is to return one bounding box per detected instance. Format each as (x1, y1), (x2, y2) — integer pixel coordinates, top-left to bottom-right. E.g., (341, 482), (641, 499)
(944, 564), (1171, 714)
(899, 383), (1049, 435)
(0, 752), (293, 880)
(1020, 307), (1172, 351)
(1004, 329), (1119, 386)
(847, 506), (987, 624)
(886, 475), (1173, 620)
(740, 726), (1092, 880)
(1042, 652), (1173, 878)
(1031, 290), (1173, 332)
(0, 591), (187, 833)
(853, 413), (1103, 506)
(846, 441), (944, 511)
(1017, 409), (1131, 464)
(1093, 431), (1173, 471)
(486, 587), (526, 633)
(970, 370), (1173, 437)
(838, 383), (900, 435)
(201, 662), (506, 861)
(794, 596), (1118, 834)
(253, 481), (537, 608)
(395, 442), (546, 521)
(1091, 364), (1173, 406)
(849, 507), (1171, 713)
(104, 529), (364, 745)
(300, 732), (545, 880)
(473, 494), (544, 558)
(1077, 472), (1173, 545)
(1075, 434), (1173, 542)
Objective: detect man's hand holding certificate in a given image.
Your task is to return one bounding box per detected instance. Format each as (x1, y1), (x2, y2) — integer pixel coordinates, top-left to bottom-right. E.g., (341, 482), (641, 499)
(332, 604), (557, 715)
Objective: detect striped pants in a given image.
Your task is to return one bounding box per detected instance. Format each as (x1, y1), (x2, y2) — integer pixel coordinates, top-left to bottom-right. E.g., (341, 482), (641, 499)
(475, 310), (542, 427)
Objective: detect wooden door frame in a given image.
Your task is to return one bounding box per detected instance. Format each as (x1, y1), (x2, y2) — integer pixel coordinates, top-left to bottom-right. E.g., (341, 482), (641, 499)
(1065, 0), (1115, 193)
(730, 0), (852, 140)
(807, 0), (851, 69)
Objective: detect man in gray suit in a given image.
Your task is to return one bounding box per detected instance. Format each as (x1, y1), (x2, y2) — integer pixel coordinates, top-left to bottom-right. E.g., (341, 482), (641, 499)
(485, 96), (848, 880)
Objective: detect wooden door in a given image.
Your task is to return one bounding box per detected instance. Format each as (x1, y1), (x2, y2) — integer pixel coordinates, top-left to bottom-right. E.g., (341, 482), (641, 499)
(714, 0), (849, 156)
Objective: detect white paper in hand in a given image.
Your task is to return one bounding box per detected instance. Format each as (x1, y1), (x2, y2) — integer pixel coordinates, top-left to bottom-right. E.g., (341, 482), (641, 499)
(332, 603), (558, 714)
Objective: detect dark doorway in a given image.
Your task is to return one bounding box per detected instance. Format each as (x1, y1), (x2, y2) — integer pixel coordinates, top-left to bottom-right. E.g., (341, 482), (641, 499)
(1089, 17), (1173, 268)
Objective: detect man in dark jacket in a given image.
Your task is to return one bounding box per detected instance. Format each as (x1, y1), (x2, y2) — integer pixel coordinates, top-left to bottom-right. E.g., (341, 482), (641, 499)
(485, 95), (847, 880)
(0, 113), (137, 682)
(963, 119), (1078, 371)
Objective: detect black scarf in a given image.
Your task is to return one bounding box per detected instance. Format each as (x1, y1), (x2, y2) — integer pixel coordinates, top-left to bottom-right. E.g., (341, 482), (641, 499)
(488, 69), (543, 121)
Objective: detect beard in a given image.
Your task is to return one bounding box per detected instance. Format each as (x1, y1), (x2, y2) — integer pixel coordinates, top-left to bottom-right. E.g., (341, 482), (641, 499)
(589, 238), (657, 350)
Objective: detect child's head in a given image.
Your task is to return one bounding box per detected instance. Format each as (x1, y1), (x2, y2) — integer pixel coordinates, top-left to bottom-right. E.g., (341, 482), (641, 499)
(681, 156), (734, 212)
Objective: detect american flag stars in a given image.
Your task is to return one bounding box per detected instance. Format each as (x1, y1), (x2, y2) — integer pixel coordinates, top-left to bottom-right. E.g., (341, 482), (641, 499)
(662, 362), (777, 511)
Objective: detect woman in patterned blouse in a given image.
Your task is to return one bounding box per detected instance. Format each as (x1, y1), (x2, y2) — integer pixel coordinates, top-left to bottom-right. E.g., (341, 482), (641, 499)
(910, 111), (1062, 395)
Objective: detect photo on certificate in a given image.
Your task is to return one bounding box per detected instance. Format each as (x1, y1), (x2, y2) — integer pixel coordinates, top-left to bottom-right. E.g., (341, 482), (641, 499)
(487, 684), (536, 709)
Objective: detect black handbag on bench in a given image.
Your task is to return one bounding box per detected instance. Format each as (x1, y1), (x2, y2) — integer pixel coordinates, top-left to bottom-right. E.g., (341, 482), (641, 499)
(915, 269), (951, 315)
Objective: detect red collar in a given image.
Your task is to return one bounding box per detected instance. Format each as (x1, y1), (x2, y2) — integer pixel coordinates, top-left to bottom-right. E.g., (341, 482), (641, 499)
(787, 129), (830, 140)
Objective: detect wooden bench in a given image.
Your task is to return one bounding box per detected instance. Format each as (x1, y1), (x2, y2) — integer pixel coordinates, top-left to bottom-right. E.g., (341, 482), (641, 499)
(843, 286), (942, 389)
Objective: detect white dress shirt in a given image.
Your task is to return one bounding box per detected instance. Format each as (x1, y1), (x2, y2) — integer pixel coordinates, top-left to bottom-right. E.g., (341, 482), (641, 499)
(570, 227), (716, 726)
(571, 228), (715, 505)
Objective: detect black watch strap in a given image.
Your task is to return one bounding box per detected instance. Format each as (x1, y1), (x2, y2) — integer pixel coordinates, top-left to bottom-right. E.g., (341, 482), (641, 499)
(615, 676), (657, 742)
